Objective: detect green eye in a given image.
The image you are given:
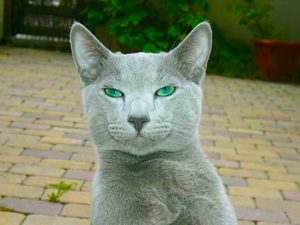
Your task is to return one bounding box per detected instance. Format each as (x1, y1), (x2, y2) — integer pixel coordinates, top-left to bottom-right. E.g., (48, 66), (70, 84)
(155, 86), (176, 97)
(104, 88), (123, 97)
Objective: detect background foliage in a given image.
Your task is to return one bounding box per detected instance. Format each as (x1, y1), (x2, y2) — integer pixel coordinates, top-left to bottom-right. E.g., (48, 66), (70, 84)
(84, 0), (258, 78)
(228, 0), (273, 39)
(85, 0), (209, 52)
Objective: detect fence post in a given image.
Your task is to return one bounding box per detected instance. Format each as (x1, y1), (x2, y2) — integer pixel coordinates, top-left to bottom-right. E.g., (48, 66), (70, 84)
(0, 0), (4, 40)
(3, 0), (13, 40)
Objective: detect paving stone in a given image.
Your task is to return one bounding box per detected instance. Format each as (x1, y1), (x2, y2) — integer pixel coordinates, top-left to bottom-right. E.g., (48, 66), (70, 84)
(22, 215), (89, 225)
(282, 190), (300, 201)
(74, 123), (88, 129)
(51, 127), (88, 135)
(0, 172), (26, 184)
(218, 168), (267, 179)
(287, 166), (300, 174)
(64, 132), (89, 140)
(36, 119), (74, 128)
(255, 198), (300, 213)
(0, 154), (41, 164)
(61, 203), (91, 218)
(23, 129), (65, 137)
(238, 221), (255, 225)
(221, 176), (247, 186)
(0, 183), (44, 199)
(264, 157), (299, 167)
(229, 186), (282, 199)
(280, 153), (300, 161)
(0, 211), (25, 225)
(11, 164), (65, 177)
(241, 162), (287, 173)
(203, 151), (220, 160)
(42, 189), (90, 204)
(40, 159), (92, 170)
(203, 146), (236, 155)
(22, 149), (71, 159)
(10, 121), (50, 130)
(257, 223), (290, 225)
(273, 141), (300, 149)
(0, 163), (12, 172)
(229, 196), (255, 208)
(41, 137), (83, 145)
(0, 146), (23, 155)
(24, 175), (83, 190)
(268, 172), (300, 182)
(64, 169), (94, 181)
(63, 116), (84, 123)
(221, 154), (264, 163)
(210, 159), (239, 168)
(52, 144), (88, 153)
(287, 211), (300, 224)
(0, 110), (22, 117)
(0, 197), (63, 215)
(6, 141), (52, 150)
(235, 207), (289, 223)
(23, 113), (62, 121)
(247, 178), (298, 190)
(81, 181), (92, 192)
(237, 149), (279, 158)
(71, 152), (96, 162)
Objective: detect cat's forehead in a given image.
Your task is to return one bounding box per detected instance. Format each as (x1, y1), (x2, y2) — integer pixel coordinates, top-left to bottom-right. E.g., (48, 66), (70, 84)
(114, 52), (164, 69)
(107, 52), (177, 86)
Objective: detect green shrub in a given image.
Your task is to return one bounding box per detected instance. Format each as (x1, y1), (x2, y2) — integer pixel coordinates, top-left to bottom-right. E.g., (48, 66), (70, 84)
(85, 0), (209, 52)
(228, 0), (273, 38)
(84, 0), (259, 78)
(208, 26), (258, 79)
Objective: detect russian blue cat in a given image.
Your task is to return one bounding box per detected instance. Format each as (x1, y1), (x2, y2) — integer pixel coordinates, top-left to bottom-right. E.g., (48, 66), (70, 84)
(70, 21), (237, 225)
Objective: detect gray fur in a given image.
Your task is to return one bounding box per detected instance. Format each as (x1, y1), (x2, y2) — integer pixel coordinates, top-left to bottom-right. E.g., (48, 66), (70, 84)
(70, 22), (237, 225)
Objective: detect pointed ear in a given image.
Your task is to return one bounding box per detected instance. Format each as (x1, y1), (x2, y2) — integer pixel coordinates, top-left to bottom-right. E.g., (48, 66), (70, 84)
(70, 22), (112, 86)
(170, 22), (212, 84)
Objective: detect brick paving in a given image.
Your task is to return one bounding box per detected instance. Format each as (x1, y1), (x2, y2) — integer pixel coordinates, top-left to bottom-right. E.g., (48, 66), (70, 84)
(0, 46), (299, 225)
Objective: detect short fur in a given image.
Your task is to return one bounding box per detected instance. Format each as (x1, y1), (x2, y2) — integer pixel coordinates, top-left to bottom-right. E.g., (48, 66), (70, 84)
(70, 21), (237, 225)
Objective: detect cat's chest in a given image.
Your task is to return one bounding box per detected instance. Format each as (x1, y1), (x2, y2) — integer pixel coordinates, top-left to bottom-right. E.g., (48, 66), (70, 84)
(96, 158), (217, 224)
(103, 159), (210, 202)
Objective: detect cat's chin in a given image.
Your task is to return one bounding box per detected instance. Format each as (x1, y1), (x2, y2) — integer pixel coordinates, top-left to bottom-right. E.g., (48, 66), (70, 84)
(107, 134), (192, 156)
(109, 129), (171, 144)
(112, 134), (161, 146)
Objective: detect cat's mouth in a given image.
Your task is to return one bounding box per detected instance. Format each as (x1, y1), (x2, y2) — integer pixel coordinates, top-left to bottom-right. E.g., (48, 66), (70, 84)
(107, 121), (172, 144)
(110, 131), (168, 144)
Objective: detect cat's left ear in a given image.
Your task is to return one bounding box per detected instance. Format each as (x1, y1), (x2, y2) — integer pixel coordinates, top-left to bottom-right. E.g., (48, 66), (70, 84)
(169, 22), (212, 85)
(70, 22), (112, 86)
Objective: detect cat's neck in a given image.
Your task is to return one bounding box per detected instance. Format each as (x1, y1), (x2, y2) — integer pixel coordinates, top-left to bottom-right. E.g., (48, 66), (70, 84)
(99, 138), (204, 170)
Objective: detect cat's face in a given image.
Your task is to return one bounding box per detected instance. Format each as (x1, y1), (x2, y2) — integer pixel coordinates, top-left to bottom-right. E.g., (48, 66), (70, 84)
(70, 22), (212, 156)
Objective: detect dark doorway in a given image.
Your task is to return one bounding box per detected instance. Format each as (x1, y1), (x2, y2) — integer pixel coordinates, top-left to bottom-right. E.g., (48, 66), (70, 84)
(4, 0), (85, 50)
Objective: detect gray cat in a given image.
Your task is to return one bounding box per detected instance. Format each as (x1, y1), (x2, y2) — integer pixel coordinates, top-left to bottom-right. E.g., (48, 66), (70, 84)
(70, 21), (237, 225)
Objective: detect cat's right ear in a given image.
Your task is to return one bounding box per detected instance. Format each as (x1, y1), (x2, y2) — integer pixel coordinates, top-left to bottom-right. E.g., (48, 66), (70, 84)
(70, 22), (111, 86)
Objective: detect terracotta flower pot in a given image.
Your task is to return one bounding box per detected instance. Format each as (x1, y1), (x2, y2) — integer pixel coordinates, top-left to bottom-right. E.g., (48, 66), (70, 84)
(254, 39), (300, 82)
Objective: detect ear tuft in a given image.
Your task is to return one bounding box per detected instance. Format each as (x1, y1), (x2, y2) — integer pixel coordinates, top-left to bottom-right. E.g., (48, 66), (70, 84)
(170, 21), (212, 84)
(70, 22), (111, 86)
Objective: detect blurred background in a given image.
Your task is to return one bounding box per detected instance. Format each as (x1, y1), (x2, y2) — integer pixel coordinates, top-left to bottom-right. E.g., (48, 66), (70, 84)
(0, 0), (300, 82)
(0, 1), (300, 225)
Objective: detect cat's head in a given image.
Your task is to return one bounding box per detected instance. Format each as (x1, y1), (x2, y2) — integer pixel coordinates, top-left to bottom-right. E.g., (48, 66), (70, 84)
(70, 22), (212, 156)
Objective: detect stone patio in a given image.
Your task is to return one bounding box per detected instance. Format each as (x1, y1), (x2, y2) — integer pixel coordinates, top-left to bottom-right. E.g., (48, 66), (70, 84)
(0, 47), (299, 225)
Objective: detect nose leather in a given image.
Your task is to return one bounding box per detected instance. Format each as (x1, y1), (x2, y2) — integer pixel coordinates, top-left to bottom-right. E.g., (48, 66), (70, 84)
(128, 115), (149, 132)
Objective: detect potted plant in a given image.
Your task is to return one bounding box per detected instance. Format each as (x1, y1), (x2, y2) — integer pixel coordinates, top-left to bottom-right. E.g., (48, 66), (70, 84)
(229, 0), (300, 82)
